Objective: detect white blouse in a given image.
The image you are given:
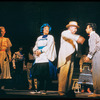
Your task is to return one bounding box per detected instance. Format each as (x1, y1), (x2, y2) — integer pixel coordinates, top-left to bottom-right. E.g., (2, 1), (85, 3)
(33, 34), (56, 63)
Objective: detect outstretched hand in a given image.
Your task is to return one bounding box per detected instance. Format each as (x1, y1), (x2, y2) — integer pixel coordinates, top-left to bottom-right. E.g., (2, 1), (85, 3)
(77, 36), (85, 45)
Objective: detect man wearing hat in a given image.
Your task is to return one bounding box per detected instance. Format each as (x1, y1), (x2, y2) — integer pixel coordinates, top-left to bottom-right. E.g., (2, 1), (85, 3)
(57, 21), (85, 96)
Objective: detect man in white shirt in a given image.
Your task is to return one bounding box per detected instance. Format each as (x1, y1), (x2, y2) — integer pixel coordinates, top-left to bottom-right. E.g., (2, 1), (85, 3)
(57, 21), (85, 96)
(84, 23), (100, 96)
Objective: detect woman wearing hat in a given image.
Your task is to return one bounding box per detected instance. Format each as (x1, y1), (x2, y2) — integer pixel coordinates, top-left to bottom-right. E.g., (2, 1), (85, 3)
(57, 21), (85, 96)
(30, 23), (57, 94)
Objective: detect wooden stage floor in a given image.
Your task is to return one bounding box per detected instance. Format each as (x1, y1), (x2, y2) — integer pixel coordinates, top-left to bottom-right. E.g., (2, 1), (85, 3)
(0, 89), (100, 99)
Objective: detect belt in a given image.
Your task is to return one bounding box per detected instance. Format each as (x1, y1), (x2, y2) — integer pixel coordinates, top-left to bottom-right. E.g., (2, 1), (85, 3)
(0, 49), (6, 51)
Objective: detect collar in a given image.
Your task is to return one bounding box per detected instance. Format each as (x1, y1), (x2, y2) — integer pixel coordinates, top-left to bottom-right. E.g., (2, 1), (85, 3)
(90, 31), (95, 36)
(42, 35), (48, 38)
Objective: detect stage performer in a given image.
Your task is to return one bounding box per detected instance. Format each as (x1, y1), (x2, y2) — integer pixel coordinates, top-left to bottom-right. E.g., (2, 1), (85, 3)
(30, 23), (57, 94)
(57, 21), (85, 96)
(12, 46), (25, 89)
(84, 23), (100, 96)
(0, 26), (12, 79)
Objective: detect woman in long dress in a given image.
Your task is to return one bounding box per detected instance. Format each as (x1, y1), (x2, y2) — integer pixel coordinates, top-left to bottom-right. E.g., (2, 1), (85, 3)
(0, 26), (12, 79)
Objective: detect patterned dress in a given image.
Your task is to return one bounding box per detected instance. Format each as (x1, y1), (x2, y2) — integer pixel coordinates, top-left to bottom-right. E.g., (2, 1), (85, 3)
(78, 55), (93, 85)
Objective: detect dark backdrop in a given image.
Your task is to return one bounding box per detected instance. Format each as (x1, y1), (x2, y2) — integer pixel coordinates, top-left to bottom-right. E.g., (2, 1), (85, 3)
(0, 1), (100, 57)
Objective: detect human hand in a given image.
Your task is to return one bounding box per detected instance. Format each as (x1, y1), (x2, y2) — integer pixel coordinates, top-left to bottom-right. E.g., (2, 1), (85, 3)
(77, 36), (85, 45)
(80, 68), (82, 72)
(9, 58), (12, 62)
(84, 56), (90, 62)
(13, 66), (16, 69)
(35, 50), (41, 56)
(91, 68), (93, 72)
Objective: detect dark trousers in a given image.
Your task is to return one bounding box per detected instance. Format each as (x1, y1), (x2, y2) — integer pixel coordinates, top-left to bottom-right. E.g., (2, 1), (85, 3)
(12, 61), (24, 89)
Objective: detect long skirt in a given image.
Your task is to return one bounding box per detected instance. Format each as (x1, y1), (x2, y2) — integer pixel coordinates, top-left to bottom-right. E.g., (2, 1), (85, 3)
(78, 66), (93, 85)
(30, 62), (50, 90)
(0, 51), (11, 79)
(31, 63), (50, 80)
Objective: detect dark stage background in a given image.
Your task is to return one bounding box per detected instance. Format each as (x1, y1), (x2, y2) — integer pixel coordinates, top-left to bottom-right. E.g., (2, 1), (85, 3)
(0, 1), (100, 59)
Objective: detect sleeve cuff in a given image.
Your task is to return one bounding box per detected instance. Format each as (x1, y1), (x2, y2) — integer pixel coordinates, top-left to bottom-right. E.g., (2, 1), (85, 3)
(87, 54), (92, 59)
(41, 50), (43, 53)
(76, 35), (80, 41)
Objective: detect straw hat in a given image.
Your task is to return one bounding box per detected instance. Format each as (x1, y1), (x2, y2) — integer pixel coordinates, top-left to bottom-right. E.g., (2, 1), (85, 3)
(66, 21), (80, 28)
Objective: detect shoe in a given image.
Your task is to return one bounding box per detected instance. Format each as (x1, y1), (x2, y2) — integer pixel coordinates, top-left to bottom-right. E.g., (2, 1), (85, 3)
(30, 91), (36, 94)
(41, 90), (47, 95)
(28, 87), (32, 90)
(36, 90), (41, 94)
(30, 90), (40, 94)
(81, 89), (84, 93)
(6, 77), (12, 79)
(87, 88), (91, 93)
